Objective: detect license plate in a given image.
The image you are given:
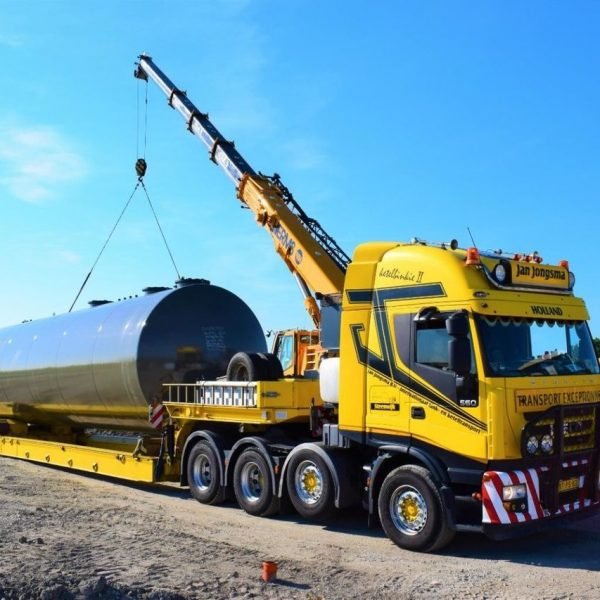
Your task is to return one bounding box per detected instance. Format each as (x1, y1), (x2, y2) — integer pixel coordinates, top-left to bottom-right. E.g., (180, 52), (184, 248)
(558, 477), (579, 493)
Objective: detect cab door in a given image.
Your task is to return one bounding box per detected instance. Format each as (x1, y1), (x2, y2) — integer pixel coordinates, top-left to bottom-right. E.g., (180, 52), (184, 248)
(407, 311), (484, 455)
(364, 307), (411, 442)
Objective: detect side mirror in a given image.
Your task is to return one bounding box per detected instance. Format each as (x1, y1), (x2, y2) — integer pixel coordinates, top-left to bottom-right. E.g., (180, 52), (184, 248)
(446, 311), (469, 336)
(448, 337), (471, 377)
(447, 311), (471, 377)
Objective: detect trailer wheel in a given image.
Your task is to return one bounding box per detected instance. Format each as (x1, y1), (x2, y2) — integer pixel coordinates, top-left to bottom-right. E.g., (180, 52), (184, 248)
(377, 464), (454, 552)
(286, 450), (334, 521)
(187, 442), (225, 505)
(233, 449), (279, 517)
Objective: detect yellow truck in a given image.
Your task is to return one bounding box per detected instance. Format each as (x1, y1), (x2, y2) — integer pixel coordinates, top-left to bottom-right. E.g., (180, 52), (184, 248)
(0, 56), (598, 553)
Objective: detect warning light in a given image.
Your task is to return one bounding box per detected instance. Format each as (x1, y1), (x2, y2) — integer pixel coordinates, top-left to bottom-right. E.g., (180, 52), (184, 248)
(465, 247), (481, 265)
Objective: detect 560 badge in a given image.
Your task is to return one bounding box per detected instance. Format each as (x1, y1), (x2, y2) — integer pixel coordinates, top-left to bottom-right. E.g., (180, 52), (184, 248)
(459, 398), (479, 408)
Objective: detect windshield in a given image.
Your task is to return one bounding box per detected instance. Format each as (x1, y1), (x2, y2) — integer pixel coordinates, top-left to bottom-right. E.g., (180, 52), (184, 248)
(475, 316), (599, 377)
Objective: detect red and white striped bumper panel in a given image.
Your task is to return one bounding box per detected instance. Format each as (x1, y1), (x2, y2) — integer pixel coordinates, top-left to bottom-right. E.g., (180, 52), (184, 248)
(482, 459), (593, 525)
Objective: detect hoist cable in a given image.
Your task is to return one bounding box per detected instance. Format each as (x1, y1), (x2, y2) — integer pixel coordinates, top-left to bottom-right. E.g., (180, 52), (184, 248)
(68, 181), (141, 312)
(139, 178), (181, 280)
(135, 79), (149, 160)
(143, 81), (148, 158)
(69, 81), (178, 312)
(136, 79), (139, 159)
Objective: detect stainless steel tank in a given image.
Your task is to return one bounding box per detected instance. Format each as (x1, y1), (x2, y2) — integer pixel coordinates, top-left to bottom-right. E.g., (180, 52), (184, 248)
(0, 282), (267, 430)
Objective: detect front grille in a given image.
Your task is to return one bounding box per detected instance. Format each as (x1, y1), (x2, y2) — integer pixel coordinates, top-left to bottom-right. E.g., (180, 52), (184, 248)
(520, 403), (599, 514)
(522, 404), (597, 458)
(563, 406), (596, 452)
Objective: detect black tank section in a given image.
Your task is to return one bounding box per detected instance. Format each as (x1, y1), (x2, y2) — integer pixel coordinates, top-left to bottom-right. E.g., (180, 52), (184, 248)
(0, 283), (266, 430)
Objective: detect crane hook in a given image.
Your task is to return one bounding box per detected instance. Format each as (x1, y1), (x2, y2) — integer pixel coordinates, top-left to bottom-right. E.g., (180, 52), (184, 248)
(135, 158), (147, 179)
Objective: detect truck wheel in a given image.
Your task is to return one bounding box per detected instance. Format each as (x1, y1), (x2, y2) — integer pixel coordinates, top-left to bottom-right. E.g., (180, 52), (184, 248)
(286, 450), (334, 521)
(377, 464), (454, 552)
(233, 449), (279, 517)
(187, 442), (225, 505)
(226, 352), (264, 381)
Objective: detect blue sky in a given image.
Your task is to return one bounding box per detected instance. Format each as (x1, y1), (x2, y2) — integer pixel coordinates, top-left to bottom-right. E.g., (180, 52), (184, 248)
(1, 1), (599, 338)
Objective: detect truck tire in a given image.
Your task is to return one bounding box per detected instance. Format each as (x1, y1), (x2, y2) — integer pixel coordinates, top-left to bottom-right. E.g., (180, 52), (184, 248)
(226, 352), (264, 381)
(233, 449), (279, 517)
(257, 352), (284, 380)
(187, 442), (226, 505)
(377, 464), (454, 552)
(286, 449), (334, 521)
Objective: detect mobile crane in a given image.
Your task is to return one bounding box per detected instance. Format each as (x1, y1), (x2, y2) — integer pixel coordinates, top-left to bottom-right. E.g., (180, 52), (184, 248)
(0, 56), (598, 554)
(134, 54), (350, 377)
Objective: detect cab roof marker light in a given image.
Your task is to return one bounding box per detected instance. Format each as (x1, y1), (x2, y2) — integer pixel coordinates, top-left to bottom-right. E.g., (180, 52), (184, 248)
(523, 251), (543, 264)
(560, 257), (576, 289)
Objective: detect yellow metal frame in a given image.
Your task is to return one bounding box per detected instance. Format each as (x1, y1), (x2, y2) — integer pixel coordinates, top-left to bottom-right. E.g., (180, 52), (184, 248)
(0, 435), (173, 482)
(164, 379), (321, 425)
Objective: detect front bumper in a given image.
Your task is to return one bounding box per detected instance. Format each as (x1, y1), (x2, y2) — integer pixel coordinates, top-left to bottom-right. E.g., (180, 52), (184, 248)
(481, 455), (599, 530)
(483, 500), (598, 540)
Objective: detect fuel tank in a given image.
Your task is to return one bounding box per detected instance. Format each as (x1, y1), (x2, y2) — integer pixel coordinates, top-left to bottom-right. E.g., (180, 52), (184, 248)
(0, 282), (266, 430)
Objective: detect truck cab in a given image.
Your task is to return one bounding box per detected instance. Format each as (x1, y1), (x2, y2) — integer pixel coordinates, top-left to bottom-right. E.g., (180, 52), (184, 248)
(335, 240), (599, 541)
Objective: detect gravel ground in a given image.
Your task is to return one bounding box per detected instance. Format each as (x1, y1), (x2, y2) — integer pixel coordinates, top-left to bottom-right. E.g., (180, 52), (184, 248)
(0, 456), (599, 600)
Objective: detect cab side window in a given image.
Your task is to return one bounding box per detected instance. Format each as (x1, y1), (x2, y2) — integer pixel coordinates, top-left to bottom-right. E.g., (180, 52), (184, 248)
(415, 322), (449, 370)
(410, 313), (478, 404)
(414, 314), (477, 375)
(276, 334), (294, 372)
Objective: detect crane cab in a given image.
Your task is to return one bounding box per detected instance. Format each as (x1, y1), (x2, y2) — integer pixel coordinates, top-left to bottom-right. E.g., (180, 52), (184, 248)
(271, 329), (321, 377)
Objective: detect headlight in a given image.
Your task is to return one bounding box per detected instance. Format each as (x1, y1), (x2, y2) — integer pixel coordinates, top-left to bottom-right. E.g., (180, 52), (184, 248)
(540, 434), (554, 454)
(503, 483), (527, 501)
(493, 263), (507, 284)
(526, 435), (539, 455)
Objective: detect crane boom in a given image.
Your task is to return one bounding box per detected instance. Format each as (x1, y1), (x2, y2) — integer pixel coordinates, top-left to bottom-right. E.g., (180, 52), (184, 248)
(134, 54), (350, 326)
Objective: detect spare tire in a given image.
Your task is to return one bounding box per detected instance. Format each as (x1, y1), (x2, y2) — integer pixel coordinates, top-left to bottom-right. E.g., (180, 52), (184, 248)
(258, 352), (284, 380)
(226, 352), (265, 381)
(227, 352), (284, 381)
